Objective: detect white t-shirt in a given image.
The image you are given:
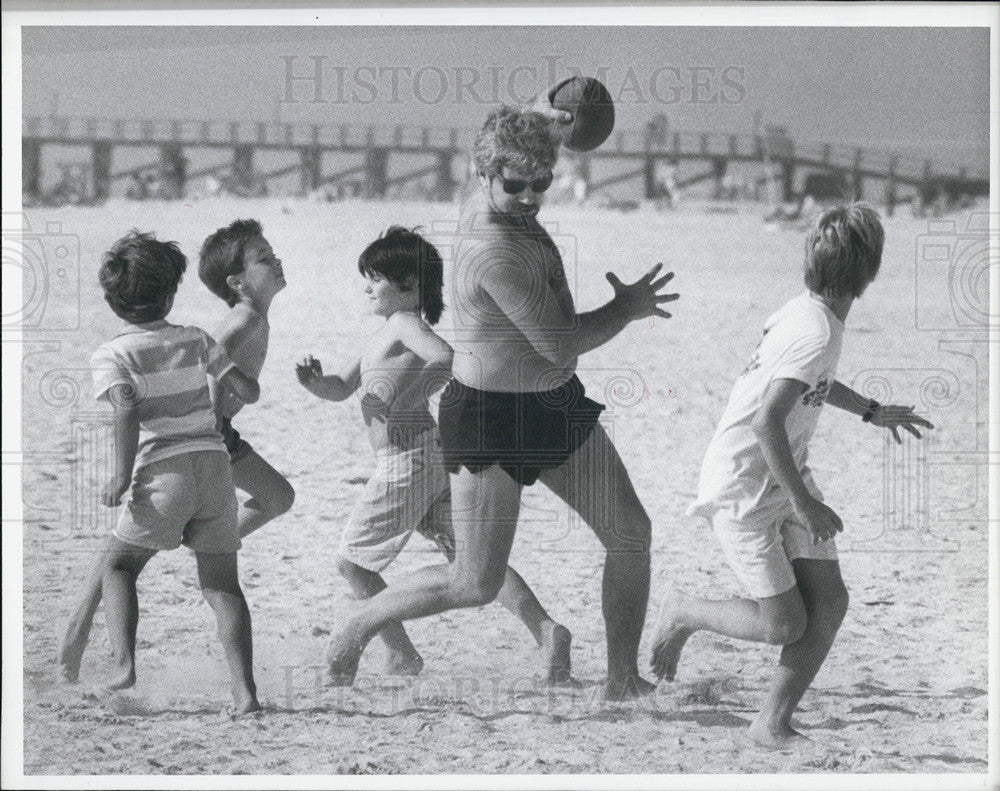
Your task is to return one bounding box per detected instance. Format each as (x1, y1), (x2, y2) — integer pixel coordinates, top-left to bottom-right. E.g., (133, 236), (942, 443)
(688, 292), (845, 521)
(91, 320), (235, 470)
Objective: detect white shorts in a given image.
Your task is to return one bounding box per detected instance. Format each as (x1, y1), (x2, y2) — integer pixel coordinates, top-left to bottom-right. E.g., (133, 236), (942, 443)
(339, 428), (453, 573)
(115, 450), (240, 554)
(710, 504), (838, 599)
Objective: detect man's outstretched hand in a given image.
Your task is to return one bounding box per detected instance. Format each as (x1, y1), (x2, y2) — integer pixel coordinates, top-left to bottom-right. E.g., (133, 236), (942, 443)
(607, 263), (680, 321)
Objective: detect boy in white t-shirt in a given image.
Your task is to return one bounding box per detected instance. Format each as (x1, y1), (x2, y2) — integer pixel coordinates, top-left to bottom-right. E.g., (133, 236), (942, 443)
(650, 204), (933, 748)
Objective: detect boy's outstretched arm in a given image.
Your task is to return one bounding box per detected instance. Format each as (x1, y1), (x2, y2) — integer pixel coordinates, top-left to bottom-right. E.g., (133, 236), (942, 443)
(826, 380), (934, 443)
(296, 355), (361, 401)
(751, 377), (843, 544)
(103, 384), (141, 507)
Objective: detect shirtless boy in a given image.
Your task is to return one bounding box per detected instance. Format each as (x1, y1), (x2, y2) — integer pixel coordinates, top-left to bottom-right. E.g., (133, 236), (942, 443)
(298, 226), (571, 681)
(199, 219), (295, 538)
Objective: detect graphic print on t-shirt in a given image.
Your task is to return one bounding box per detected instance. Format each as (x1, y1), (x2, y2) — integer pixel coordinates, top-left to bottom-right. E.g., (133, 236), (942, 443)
(740, 329), (769, 377)
(801, 375), (831, 407)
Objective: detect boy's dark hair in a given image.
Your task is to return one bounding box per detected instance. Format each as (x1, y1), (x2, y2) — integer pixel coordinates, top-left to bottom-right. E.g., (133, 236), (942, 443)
(199, 218), (264, 307)
(358, 226), (445, 325)
(98, 230), (186, 324)
(804, 203), (884, 299)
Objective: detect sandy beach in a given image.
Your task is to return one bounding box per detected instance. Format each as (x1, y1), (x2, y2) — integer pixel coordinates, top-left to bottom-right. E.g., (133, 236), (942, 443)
(19, 196), (989, 775)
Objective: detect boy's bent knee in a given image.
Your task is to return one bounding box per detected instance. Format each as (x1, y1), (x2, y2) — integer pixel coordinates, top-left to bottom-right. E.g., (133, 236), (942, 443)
(202, 583), (245, 602)
(448, 579), (501, 608)
(272, 480), (295, 516)
(761, 603), (808, 645)
(762, 618), (806, 645)
(336, 555), (367, 580)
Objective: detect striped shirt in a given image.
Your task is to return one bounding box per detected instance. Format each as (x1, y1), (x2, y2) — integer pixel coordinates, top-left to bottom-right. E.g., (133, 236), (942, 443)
(91, 320), (236, 469)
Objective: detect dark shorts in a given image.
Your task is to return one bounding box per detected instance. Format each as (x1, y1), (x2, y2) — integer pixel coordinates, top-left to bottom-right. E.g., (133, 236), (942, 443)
(220, 416), (253, 464)
(438, 375), (605, 486)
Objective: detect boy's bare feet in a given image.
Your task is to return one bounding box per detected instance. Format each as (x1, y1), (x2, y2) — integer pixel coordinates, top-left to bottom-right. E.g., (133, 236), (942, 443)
(385, 650), (424, 677)
(540, 622), (572, 684)
(57, 640), (85, 684)
(103, 665), (136, 692)
(605, 673), (656, 701)
(326, 628), (366, 686)
(650, 589), (695, 681)
(747, 719), (813, 749)
(57, 655), (82, 684)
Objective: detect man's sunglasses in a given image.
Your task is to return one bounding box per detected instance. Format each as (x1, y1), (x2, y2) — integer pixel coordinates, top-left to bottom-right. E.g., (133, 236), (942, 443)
(498, 172), (554, 195)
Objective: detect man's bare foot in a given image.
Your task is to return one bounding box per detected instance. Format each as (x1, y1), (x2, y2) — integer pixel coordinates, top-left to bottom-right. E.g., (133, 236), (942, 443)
(230, 688), (262, 717)
(384, 650), (424, 677)
(326, 628), (366, 686)
(605, 674), (656, 701)
(650, 589), (695, 681)
(540, 622), (572, 684)
(747, 719), (813, 750)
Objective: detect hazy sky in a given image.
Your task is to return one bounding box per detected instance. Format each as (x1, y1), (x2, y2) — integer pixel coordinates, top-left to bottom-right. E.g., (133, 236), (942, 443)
(21, 26), (989, 166)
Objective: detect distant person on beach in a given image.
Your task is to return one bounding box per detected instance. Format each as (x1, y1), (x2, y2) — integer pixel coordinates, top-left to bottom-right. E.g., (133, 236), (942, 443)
(650, 203), (933, 747)
(324, 104), (679, 701)
(655, 157), (680, 210)
(58, 219), (295, 682)
(296, 226), (572, 681)
(58, 230), (261, 715)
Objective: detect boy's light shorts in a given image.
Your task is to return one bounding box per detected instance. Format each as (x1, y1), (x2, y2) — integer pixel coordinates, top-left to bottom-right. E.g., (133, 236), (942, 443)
(710, 504), (838, 599)
(115, 450), (240, 554)
(340, 428), (454, 573)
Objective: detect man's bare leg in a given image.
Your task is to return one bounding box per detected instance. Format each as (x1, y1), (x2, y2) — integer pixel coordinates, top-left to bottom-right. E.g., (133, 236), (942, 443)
(750, 559), (848, 748)
(336, 557), (424, 676)
(422, 493), (572, 682)
(537, 424), (653, 701)
(57, 553), (104, 682)
(232, 451), (295, 539)
(326, 465), (521, 684)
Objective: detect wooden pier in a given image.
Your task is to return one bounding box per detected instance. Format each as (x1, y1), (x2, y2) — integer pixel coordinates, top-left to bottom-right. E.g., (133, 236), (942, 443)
(22, 115), (989, 205)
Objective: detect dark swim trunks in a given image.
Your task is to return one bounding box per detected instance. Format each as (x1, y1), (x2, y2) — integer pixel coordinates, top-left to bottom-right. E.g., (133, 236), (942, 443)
(438, 375), (605, 486)
(220, 416), (253, 463)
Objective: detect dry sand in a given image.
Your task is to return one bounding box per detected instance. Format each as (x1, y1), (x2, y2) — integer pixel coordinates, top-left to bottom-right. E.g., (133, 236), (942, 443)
(18, 197), (989, 775)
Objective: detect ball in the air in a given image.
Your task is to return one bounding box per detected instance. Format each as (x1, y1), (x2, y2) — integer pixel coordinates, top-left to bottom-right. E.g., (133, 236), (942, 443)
(549, 76), (615, 152)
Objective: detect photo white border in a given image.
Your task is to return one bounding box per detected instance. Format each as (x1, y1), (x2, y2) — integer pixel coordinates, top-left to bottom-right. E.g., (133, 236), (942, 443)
(2, 4), (996, 790)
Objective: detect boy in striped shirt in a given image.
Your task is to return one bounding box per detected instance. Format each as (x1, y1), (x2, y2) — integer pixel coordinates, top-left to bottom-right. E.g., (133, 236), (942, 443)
(59, 231), (262, 714)
(58, 219), (294, 682)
